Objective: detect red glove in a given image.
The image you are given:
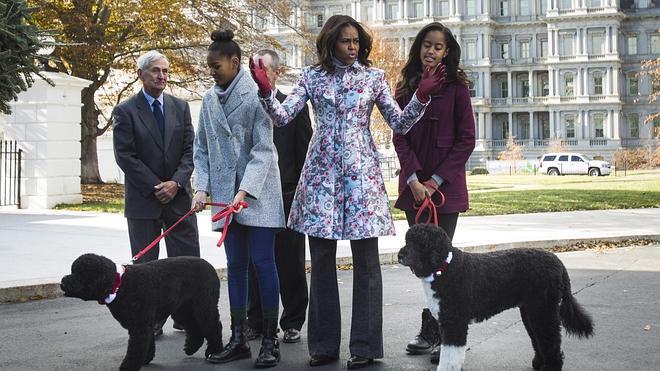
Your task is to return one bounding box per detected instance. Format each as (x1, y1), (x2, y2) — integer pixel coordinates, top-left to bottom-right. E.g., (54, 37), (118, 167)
(249, 57), (272, 98)
(416, 64), (447, 103)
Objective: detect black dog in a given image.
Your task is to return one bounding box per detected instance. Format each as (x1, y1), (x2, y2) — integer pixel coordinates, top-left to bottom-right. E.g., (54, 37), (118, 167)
(61, 254), (223, 371)
(398, 224), (594, 371)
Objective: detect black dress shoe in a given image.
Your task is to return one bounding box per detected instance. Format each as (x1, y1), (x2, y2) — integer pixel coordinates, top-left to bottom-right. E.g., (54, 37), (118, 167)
(347, 355), (374, 369)
(309, 354), (339, 367)
(153, 323), (163, 338)
(430, 345), (440, 364)
(282, 328), (301, 343)
(406, 334), (432, 354)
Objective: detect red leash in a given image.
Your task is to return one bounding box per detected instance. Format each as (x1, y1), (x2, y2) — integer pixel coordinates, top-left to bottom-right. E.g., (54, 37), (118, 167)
(131, 201), (248, 263)
(413, 187), (446, 226)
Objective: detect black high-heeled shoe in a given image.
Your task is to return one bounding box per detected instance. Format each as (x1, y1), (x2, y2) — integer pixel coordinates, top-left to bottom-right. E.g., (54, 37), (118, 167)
(308, 354), (339, 367)
(347, 355), (374, 369)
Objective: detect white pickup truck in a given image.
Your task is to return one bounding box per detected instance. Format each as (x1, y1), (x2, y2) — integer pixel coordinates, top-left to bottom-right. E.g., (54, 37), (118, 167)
(539, 153), (612, 176)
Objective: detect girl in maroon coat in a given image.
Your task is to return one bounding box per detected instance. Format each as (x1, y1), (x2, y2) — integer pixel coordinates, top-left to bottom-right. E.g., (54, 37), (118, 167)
(393, 22), (476, 364)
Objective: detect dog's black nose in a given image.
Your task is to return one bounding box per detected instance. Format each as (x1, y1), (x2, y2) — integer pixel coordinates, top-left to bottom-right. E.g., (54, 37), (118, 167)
(397, 249), (407, 265)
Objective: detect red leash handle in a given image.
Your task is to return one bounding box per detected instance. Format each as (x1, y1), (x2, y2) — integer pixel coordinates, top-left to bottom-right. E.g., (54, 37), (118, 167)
(131, 201), (248, 263)
(208, 201), (248, 247)
(413, 190), (446, 226)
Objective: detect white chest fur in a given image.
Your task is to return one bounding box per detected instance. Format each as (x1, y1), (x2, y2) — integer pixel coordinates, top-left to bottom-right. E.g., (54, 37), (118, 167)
(421, 279), (441, 320)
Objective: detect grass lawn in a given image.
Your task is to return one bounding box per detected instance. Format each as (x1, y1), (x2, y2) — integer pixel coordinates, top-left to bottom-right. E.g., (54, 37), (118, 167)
(388, 170), (660, 219)
(57, 171), (660, 219)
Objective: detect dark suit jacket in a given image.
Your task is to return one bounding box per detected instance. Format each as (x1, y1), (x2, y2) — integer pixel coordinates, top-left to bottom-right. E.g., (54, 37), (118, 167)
(393, 81), (476, 213)
(112, 90), (195, 219)
(273, 90), (312, 217)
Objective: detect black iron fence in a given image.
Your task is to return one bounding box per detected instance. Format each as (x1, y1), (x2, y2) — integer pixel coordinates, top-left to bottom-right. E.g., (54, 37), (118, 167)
(0, 140), (22, 207)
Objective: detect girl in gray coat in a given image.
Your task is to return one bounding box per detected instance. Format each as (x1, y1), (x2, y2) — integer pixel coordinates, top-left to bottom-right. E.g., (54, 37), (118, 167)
(191, 30), (285, 368)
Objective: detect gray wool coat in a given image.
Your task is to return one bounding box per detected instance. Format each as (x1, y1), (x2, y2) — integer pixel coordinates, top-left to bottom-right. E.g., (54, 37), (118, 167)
(193, 70), (285, 230)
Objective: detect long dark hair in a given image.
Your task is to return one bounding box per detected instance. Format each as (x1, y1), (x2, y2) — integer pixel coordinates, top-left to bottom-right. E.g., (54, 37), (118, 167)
(396, 22), (468, 99)
(314, 14), (372, 74)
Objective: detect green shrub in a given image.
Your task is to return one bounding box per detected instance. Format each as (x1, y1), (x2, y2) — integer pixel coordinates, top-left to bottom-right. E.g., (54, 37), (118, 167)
(471, 167), (489, 175)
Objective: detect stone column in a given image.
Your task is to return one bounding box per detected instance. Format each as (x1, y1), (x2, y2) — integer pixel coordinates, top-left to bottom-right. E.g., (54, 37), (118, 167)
(529, 112), (535, 141)
(612, 25), (618, 53)
(1, 72), (92, 209)
(612, 108), (620, 139)
(400, 0), (405, 19)
(479, 112), (486, 139)
(507, 71), (512, 98)
(613, 66), (619, 95)
(508, 111), (514, 138)
(529, 72), (534, 97)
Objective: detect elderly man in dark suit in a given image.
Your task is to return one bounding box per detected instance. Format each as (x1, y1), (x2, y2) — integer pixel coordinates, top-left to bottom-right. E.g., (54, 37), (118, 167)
(112, 50), (200, 335)
(245, 49), (312, 344)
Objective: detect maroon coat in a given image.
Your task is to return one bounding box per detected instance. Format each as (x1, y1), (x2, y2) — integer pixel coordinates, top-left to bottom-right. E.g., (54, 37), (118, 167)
(393, 81), (476, 213)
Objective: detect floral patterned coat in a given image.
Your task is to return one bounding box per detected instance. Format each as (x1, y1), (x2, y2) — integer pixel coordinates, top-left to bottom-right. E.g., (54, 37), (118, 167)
(263, 61), (427, 240)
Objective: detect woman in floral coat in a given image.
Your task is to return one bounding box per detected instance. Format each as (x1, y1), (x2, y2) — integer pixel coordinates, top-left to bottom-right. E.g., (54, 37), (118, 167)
(250, 14), (446, 369)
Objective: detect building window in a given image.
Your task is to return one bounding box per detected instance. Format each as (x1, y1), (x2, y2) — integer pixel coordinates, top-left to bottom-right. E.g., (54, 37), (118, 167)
(522, 80), (529, 97)
(500, 42), (509, 59)
(466, 0), (476, 15)
(561, 34), (574, 56)
(316, 14), (324, 27)
(565, 118), (576, 138)
(520, 0), (529, 15)
(591, 33), (603, 54)
(466, 41), (477, 61)
(542, 119), (550, 139)
(412, 1), (424, 18)
(500, 0), (509, 16)
(468, 78), (477, 97)
(627, 35), (637, 55)
(540, 39), (548, 57)
(542, 78), (549, 96)
(386, 2), (399, 19)
(594, 75), (603, 95)
(501, 80), (509, 98)
(629, 77), (639, 95)
(638, 0), (650, 8)
(652, 35), (660, 54)
(629, 115), (639, 138)
(520, 41), (530, 58)
(439, 0), (450, 15)
(561, 0), (572, 8)
(362, 5), (374, 21)
(594, 116), (604, 138)
(565, 74), (574, 96)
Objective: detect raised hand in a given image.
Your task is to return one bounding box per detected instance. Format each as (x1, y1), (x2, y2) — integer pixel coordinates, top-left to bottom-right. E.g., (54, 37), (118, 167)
(416, 64), (447, 103)
(249, 56), (272, 98)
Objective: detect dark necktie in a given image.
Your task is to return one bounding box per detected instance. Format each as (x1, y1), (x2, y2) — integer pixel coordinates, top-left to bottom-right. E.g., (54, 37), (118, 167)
(152, 100), (165, 140)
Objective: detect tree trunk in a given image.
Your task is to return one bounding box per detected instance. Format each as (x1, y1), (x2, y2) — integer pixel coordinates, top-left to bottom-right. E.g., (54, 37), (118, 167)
(80, 89), (103, 184)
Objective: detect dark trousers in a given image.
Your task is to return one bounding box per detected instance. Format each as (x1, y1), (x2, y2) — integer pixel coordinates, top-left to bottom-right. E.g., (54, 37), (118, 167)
(247, 227), (308, 331)
(307, 236), (383, 359)
(127, 211), (199, 263)
(404, 210), (459, 241)
(224, 222), (280, 319)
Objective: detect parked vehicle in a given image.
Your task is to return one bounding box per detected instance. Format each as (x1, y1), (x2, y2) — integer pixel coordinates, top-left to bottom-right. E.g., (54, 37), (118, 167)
(539, 153), (611, 176)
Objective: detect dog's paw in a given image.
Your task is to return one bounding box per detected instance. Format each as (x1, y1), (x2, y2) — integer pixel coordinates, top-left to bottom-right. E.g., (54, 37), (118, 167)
(532, 354), (543, 370)
(184, 334), (204, 355)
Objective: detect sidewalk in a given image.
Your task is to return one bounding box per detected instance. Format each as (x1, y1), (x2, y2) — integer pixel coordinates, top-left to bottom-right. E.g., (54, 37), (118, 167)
(1, 208), (659, 301)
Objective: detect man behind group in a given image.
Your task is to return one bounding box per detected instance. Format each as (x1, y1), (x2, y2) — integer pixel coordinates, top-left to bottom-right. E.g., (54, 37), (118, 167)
(246, 49), (313, 344)
(112, 50), (200, 336)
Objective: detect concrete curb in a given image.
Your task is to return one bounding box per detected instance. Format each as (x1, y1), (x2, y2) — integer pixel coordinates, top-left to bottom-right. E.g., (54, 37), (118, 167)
(2, 234), (659, 304)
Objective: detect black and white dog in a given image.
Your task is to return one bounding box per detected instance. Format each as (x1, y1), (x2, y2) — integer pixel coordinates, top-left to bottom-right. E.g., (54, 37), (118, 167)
(60, 254), (223, 371)
(398, 224), (594, 371)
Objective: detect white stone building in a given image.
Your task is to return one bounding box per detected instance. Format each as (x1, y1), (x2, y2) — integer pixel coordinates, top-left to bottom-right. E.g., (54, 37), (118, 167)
(257, 0), (659, 165)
